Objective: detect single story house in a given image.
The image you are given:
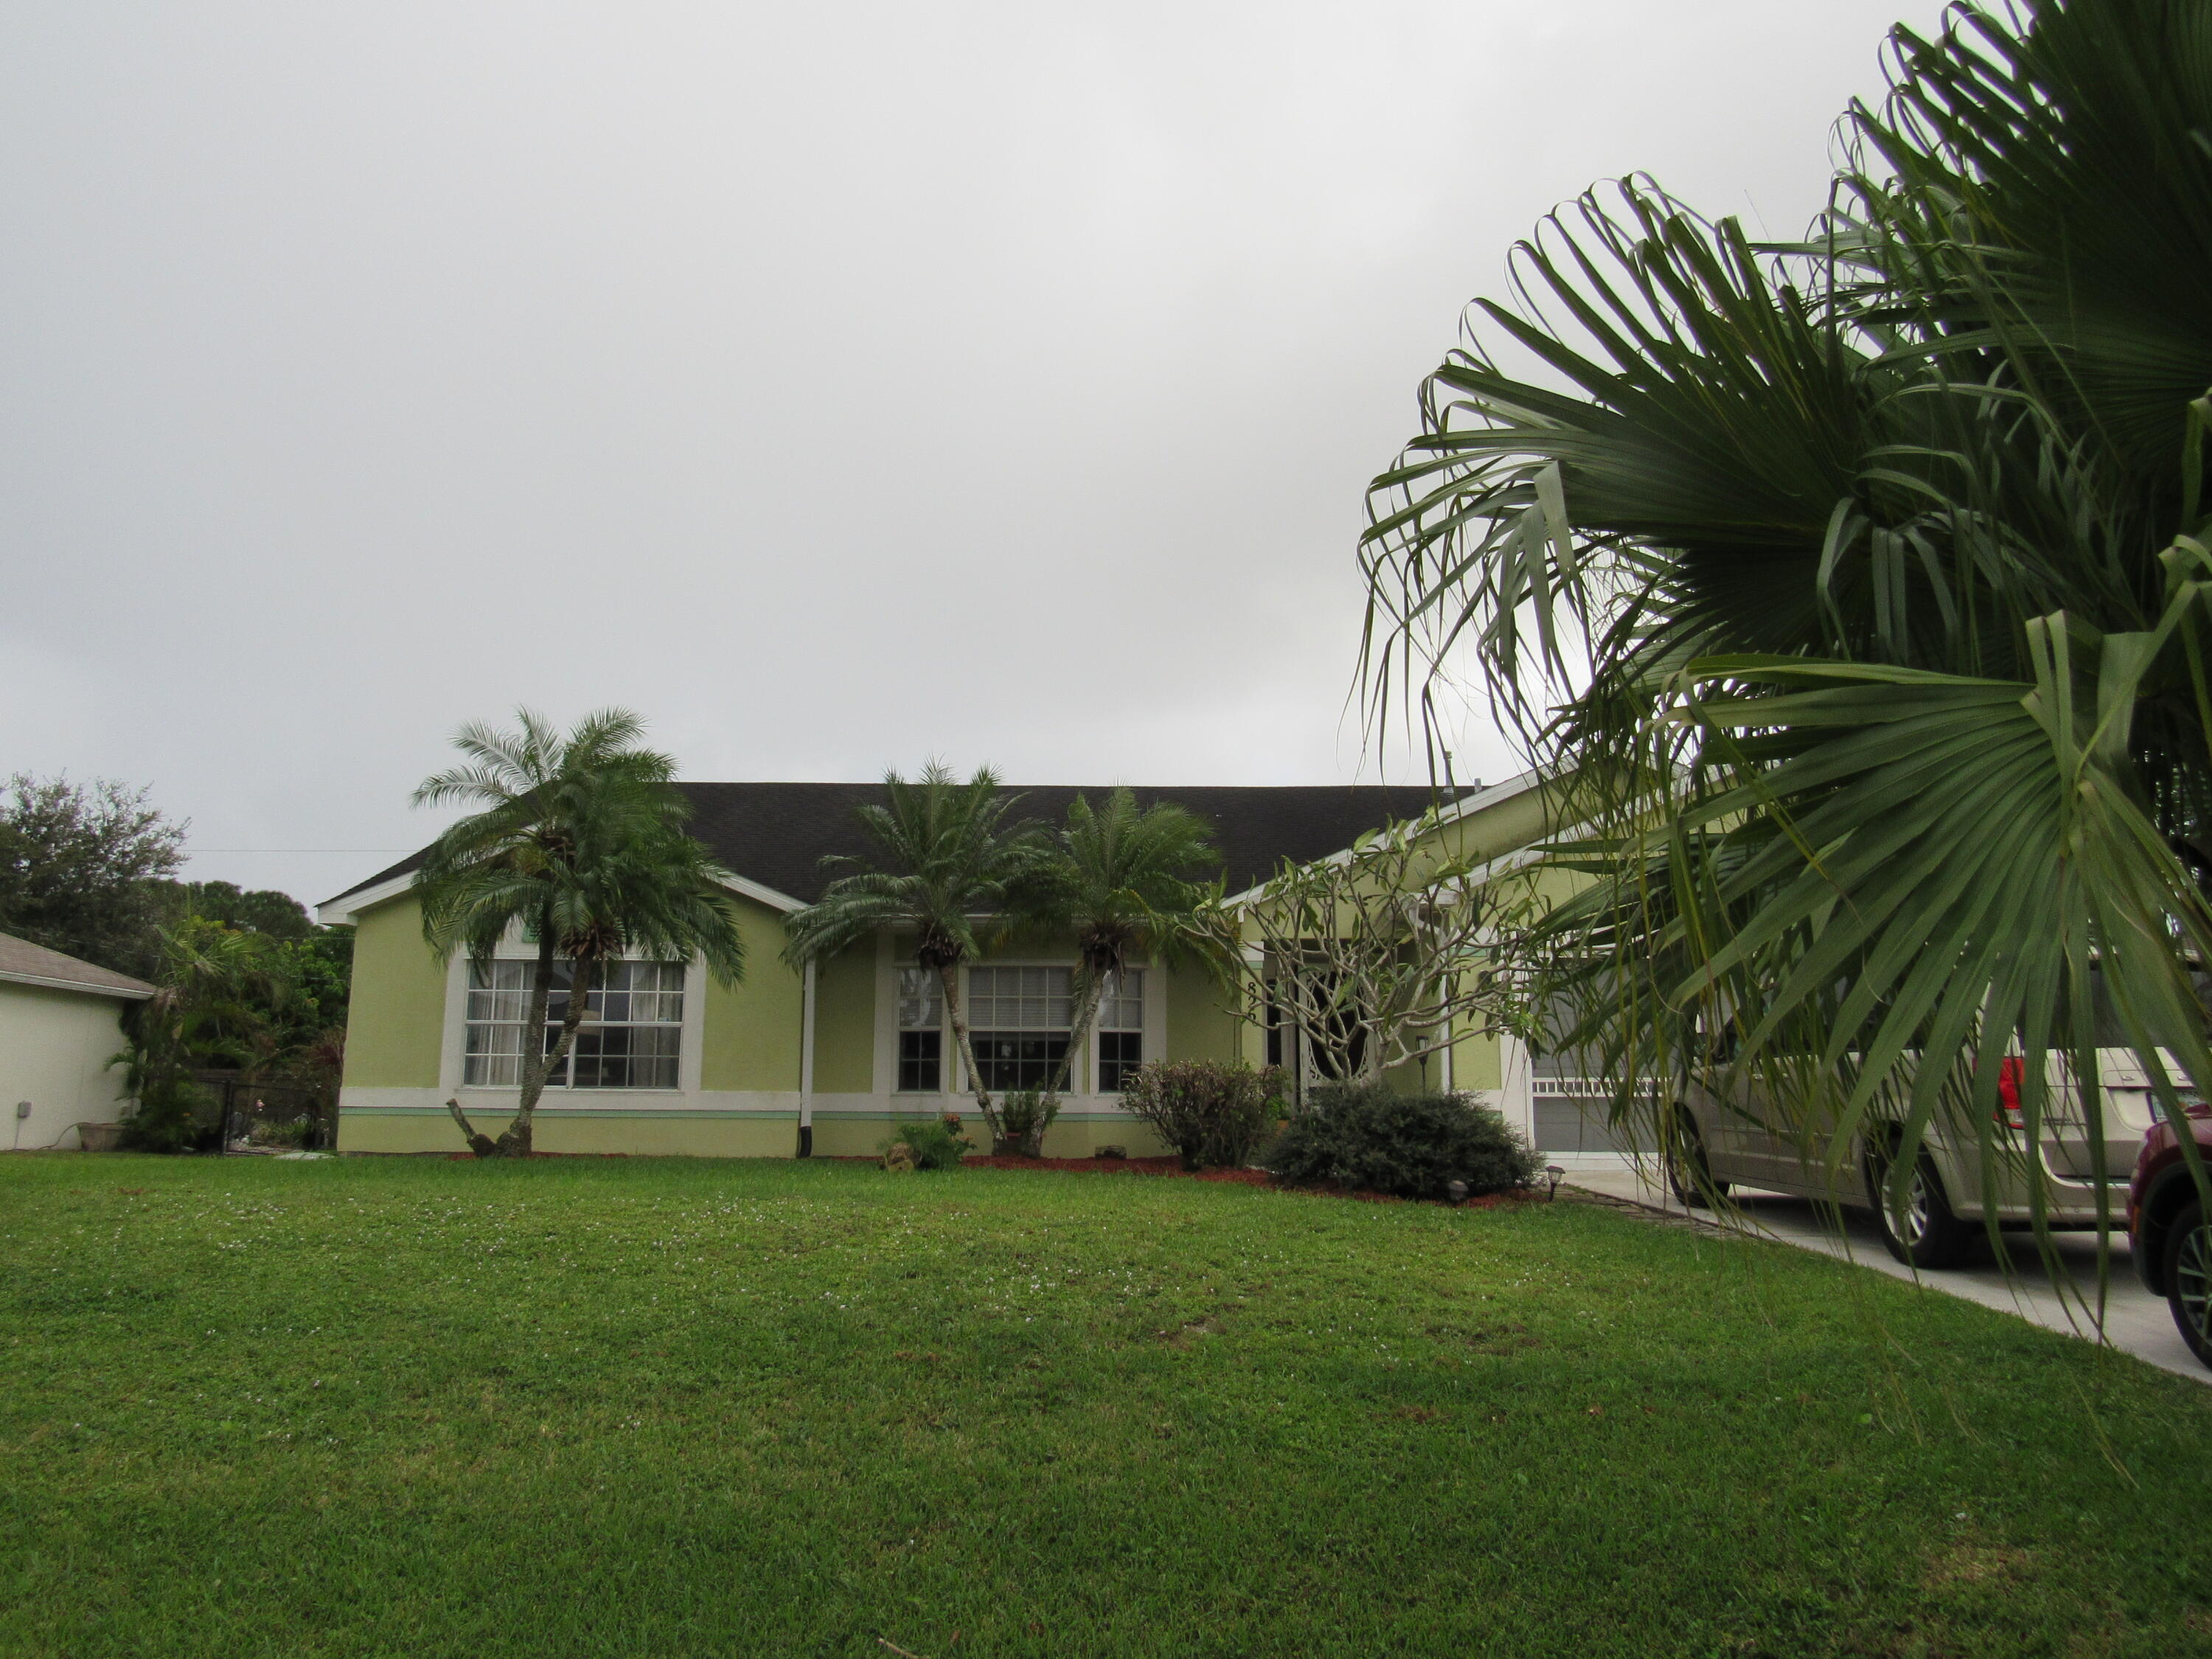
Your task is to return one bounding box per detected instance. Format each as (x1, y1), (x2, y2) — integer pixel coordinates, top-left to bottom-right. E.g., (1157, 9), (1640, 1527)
(319, 772), (1627, 1161)
(0, 931), (153, 1151)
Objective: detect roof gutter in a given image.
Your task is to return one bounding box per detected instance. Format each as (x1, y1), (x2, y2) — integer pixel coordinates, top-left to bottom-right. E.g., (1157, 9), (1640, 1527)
(797, 958), (818, 1158)
(0, 968), (153, 1001)
(318, 867), (809, 926)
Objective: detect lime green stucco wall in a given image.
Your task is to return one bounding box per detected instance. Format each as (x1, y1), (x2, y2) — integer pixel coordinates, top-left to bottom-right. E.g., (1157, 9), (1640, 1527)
(1452, 1029), (1504, 1091)
(1164, 964), (1241, 1066)
(697, 898), (804, 1092)
(342, 894), (447, 1088)
(339, 1111), (799, 1158)
(810, 943), (875, 1093)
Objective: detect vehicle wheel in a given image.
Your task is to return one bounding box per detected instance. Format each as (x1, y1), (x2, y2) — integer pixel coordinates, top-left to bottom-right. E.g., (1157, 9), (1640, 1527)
(1868, 1146), (1980, 1269)
(1665, 1111), (1728, 1208)
(2162, 1200), (2212, 1369)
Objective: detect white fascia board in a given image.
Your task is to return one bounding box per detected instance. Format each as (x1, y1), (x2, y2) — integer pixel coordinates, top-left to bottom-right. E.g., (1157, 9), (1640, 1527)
(1219, 767), (1557, 910)
(1424, 765), (1554, 830)
(0, 968), (153, 1001)
(318, 872), (416, 926)
(722, 873), (805, 914)
(316, 867), (806, 926)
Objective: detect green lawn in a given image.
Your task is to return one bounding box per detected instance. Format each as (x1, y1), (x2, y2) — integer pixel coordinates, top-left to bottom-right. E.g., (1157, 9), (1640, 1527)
(4, 1157), (2211, 1658)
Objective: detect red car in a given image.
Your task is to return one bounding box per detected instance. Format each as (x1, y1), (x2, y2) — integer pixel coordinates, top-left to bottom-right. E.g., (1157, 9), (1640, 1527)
(2129, 1101), (2212, 1367)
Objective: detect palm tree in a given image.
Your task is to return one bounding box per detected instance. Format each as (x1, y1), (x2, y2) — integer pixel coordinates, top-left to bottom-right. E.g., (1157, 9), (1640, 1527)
(412, 708), (745, 1158)
(781, 763), (1047, 1150)
(144, 915), (296, 1077)
(1358, 0), (2212, 1250)
(111, 916), (300, 1151)
(1030, 788), (1218, 1099)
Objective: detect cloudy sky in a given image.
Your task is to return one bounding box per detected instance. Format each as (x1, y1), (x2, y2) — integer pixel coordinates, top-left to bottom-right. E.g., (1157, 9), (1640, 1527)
(0, 1), (1947, 906)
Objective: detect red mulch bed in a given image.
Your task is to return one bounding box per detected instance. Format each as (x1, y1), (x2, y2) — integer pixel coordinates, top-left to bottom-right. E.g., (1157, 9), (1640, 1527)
(933, 1153), (1538, 1208)
(418, 1147), (1537, 1208)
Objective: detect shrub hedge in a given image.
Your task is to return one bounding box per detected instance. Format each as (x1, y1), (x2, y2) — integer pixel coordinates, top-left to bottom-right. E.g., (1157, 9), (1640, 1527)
(1117, 1061), (1283, 1171)
(1267, 1083), (1539, 1199)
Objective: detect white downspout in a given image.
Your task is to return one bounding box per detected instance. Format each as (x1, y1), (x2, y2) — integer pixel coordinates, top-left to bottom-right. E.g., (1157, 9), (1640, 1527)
(799, 958), (818, 1157)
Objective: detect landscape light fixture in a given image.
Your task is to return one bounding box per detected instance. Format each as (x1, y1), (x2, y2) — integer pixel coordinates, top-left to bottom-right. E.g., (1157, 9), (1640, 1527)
(1544, 1165), (1564, 1202)
(1446, 1179), (1469, 1206)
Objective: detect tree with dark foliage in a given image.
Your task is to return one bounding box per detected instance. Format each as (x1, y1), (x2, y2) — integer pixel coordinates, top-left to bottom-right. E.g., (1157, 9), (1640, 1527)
(0, 773), (185, 976)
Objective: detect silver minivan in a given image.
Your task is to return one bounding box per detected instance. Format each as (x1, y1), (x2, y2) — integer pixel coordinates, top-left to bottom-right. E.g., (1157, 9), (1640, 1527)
(1663, 1051), (2169, 1267)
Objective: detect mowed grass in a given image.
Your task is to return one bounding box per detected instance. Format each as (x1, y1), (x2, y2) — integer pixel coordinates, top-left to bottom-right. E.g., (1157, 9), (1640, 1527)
(5, 1158), (2212, 1659)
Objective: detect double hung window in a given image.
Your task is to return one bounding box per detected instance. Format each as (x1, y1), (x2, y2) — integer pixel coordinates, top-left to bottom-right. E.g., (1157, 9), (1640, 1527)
(967, 966), (1071, 1092)
(463, 961), (685, 1090)
(897, 967), (944, 1092)
(1095, 969), (1145, 1092)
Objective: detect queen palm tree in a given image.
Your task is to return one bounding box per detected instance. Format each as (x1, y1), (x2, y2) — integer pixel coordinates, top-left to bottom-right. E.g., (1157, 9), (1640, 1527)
(781, 763), (1047, 1149)
(1359, 0), (2212, 1251)
(412, 708), (745, 1158)
(1031, 788), (1218, 1098)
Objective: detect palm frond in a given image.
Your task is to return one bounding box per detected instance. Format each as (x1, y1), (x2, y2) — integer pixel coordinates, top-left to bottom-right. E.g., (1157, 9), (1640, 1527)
(1360, 0), (2212, 1276)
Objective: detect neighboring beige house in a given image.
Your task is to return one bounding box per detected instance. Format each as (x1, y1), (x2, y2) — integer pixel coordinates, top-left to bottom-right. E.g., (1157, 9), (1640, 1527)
(0, 931), (153, 1151)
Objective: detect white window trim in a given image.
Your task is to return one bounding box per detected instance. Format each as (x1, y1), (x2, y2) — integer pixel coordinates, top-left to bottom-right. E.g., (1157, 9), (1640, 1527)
(955, 959), (1082, 1098)
(872, 948), (1166, 1099)
(889, 949), (951, 1098)
(442, 937), (703, 1098)
(1088, 963), (1156, 1097)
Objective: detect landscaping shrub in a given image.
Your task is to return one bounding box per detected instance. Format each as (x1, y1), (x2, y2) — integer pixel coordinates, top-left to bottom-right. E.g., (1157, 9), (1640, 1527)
(118, 1074), (215, 1153)
(996, 1089), (1061, 1157)
(1118, 1061), (1278, 1170)
(887, 1119), (970, 1171)
(1267, 1083), (1539, 1199)
(257, 1116), (319, 1150)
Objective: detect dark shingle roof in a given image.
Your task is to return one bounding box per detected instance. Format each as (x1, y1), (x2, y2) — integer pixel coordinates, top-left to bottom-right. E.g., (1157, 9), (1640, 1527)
(327, 781), (1467, 911)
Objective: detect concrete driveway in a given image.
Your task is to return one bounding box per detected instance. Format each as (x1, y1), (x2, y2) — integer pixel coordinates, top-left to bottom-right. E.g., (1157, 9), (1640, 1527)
(1569, 1166), (2209, 1383)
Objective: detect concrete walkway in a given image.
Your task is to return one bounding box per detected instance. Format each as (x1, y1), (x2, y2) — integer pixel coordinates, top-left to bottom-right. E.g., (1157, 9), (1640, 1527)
(1568, 1166), (2210, 1383)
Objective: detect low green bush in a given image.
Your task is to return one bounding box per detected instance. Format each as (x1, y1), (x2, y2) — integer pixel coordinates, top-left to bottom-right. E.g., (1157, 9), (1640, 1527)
(996, 1089), (1061, 1157)
(119, 1075), (215, 1153)
(1267, 1083), (1539, 1199)
(1119, 1061), (1278, 1171)
(888, 1119), (970, 1171)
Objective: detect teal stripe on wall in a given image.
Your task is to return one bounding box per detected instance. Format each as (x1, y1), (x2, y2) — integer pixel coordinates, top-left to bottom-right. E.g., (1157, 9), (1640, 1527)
(341, 1107), (799, 1120)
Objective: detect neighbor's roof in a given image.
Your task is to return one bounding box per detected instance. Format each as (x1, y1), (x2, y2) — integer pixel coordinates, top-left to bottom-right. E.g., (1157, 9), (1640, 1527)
(319, 780), (1478, 921)
(0, 931), (156, 1000)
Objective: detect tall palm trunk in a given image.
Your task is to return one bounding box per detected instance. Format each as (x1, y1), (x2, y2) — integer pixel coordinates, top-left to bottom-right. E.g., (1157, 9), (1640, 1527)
(448, 914), (566, 1158)
(936, 961), (1003, 1147)
(1046, 958), (1112, 1099)
(500, 954), (597, 1155)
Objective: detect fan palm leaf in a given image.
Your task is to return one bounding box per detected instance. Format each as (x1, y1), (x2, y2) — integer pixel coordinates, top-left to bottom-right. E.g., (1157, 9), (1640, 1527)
(1360, 0), (2212, 1287)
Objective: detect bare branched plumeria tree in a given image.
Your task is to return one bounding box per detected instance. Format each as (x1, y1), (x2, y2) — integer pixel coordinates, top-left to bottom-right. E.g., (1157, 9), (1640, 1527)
(1214, 820), (1538, 1095)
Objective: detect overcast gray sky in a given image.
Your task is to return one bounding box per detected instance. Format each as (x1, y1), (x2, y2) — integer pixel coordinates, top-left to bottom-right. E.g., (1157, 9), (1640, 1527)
(0, 1), (1948, 906)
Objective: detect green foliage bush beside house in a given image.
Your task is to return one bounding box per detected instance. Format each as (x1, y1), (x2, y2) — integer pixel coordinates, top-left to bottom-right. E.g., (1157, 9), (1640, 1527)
(1118, 1060), (1284, 1170)
(1270, 1083), (1540, 1198)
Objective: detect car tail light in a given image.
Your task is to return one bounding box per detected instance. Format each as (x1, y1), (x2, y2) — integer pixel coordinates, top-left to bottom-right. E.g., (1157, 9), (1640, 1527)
(1994, 1056), (2026, 1132)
